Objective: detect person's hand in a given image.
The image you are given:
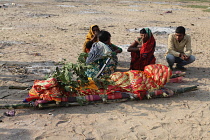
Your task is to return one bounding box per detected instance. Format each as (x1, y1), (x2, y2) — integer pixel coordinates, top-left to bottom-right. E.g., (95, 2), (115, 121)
(137, 44), (142, 48)
(180, 53), (185, 60)
(183, 54), (189, 60)
(180, 53), (189, 60)
(180, 53), (184, 60)
(112, 51), (117, 56)
(92, 34), (98, 42)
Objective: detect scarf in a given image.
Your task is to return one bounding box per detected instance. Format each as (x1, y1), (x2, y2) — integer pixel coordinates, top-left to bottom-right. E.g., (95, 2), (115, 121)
(83, 25), (100, 53)
(130, 28), (156, 71)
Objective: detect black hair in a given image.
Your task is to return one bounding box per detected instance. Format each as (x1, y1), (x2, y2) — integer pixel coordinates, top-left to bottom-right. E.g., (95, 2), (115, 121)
(86, 41), (93, 50)
(140, 28), (146, 34)
(98, 30), (111, 42)
(92, 25), (99, 29)
(175, 26), (185, 34)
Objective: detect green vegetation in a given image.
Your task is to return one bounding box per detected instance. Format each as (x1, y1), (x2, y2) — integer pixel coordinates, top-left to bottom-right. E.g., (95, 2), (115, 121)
(186, 5), (208, 9)
(203, 8), (210, 12)
(186, 4), (210, 12)
(50, 53), (90, 94)
(49, 53), (113, 98)
(178, 0), (210, 2)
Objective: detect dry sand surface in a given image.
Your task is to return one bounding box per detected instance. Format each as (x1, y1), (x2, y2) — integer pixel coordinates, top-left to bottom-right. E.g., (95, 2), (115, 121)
(0, 0), (210, 139)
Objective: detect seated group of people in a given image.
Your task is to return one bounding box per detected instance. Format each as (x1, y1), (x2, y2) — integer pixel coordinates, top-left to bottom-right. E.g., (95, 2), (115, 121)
(83, 25), (195, 78)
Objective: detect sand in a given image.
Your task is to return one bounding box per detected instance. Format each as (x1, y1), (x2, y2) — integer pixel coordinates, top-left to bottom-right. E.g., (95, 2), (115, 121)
(0, 0), (210, 139)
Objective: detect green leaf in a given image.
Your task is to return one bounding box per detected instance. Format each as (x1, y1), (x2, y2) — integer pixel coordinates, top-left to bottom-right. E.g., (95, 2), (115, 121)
(64, 67), (71, 82)
(64, 86), (71, 91)
(47, 52), (113, 97)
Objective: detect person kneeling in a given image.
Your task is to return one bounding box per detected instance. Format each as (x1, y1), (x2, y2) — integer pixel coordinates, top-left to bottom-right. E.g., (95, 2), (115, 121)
(166, 26), (195, 71)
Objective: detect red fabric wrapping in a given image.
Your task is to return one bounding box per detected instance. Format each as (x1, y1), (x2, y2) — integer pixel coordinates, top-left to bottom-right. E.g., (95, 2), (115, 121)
(133, 90), (147, 100)
(107, 92), (122, 100)
(28, 78), (69, 102)
(33, 78), (58, 92)
(169, 77), (183, 83)
(144, 64), (172, 87)
(26, 64), (173, 102)
(85, 95), (101, 101)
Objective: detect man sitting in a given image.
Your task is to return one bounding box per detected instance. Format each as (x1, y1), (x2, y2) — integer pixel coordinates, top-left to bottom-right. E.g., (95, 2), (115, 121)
(85, 30), (122, 77)
(166, 26), (195, 70)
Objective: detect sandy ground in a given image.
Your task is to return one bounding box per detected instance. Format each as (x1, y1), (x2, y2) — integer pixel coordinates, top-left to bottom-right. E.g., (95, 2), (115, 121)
(0, 0), (210, 139)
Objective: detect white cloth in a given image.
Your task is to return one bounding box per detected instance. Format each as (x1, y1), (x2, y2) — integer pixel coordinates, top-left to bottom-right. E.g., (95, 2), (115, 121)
(86, 41), (112, 64)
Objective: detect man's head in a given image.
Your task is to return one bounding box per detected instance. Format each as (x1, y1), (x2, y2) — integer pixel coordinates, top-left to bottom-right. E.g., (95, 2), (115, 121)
(86, 41), (94, 50)
(98, 30), (111, 44)
(175, 26), (185, 42)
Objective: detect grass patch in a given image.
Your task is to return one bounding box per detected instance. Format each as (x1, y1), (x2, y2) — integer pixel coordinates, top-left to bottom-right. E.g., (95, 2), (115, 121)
(179, 0), (210, 2)
(185, 5), (210, 12)
(186, 5), (209, 9)
(203, 8), (210, 12)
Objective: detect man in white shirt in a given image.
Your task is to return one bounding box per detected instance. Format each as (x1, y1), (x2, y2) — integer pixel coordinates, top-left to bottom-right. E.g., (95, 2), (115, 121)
(166, 26), (195, 70)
